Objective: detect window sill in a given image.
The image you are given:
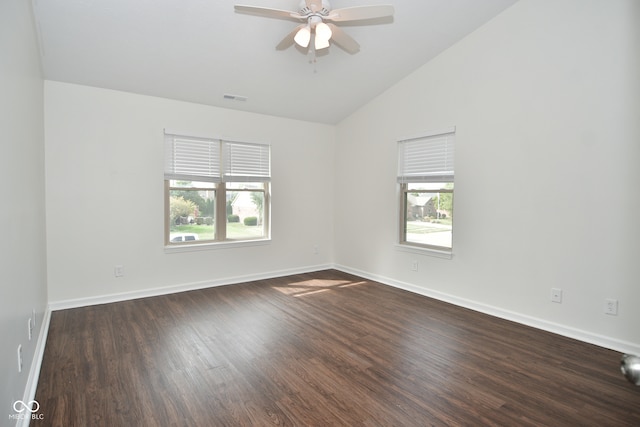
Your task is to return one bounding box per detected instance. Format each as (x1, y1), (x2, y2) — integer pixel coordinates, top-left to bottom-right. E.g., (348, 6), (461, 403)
(395, 243), (453, 259)
(165, 238), (271, 253)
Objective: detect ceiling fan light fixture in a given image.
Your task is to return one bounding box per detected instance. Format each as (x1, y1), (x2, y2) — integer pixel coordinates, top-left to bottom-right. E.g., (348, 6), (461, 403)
(314, 22), (332, 50)
(315, 22), (332, 40)
(294, 25), (311, 47)
(314, 35), (330, 50)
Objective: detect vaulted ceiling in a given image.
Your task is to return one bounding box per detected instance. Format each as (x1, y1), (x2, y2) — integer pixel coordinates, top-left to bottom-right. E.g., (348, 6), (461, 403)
(32, 0), (518, 124)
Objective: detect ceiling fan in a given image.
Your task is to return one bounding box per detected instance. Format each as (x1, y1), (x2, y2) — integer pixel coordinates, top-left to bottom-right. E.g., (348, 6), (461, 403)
(234, 0), (394, 54)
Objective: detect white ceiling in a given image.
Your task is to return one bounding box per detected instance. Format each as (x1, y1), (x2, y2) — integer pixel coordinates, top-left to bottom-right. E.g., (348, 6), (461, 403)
(32, 0), (518, 124)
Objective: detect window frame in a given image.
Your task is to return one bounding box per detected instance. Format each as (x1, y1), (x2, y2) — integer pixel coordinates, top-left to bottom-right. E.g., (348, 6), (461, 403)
(397, 127), (455, 255)
(164, 131), (271, 248)
(399, 182), (454, 252)
(165, 180), (217, 244)
(219, 181), (270, 242)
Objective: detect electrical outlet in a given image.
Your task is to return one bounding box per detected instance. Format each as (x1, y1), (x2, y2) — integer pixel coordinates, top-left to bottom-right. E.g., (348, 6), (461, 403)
(17, 345), (23, 373)
(411, 260), (418, 271)
(604, 298), (618, 316)
(28, 318), (33, 341)
(313, 245), (319, 254)
(114, 265), (124, 277)
(551, 288), (562, 303)
(32, 308), (36, 330)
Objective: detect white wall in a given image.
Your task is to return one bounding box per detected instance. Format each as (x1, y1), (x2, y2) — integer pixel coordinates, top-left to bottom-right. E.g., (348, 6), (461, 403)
(0, 0), (48, 421)
(45, 82), (335, 304)
(334, 0), (640, 353)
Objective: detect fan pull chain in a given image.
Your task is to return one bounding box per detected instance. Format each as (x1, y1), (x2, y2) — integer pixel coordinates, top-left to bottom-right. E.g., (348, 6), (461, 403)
(308, 46), (318, 73)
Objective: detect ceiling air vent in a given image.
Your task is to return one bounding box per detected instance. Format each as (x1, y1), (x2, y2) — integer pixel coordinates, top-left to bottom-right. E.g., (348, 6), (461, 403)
(223, 93), (248, 102)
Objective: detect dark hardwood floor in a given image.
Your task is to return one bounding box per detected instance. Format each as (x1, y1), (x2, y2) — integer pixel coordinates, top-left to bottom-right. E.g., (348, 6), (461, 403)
(34, 270), (639, 426)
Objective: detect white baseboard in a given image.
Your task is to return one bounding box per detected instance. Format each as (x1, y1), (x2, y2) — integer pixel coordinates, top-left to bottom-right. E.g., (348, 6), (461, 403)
(334, 264), (640, 356)
(48, 263), (333, 311)
(18, 308), (51, 427)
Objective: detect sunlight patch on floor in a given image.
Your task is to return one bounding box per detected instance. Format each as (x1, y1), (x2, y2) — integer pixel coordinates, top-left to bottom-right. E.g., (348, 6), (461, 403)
(293, 288), (331, 297)
(272, 278), (367, 297)
(338, 281), (367, 288)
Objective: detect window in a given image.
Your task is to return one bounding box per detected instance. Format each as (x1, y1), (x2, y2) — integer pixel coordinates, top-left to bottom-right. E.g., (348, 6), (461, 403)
(164, 131), (270, 246)
(398, 128), (455, 252)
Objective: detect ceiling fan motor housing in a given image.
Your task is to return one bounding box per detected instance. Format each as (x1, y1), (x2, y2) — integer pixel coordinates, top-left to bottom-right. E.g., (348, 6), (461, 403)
(299, 0), (331, 16)
(308, 15), (323, 27)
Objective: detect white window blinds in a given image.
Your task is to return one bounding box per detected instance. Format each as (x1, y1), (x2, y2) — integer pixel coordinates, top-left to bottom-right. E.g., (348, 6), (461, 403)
(223, 141), (271, 182)
(165, 134), (221, 182)
(397, 130), (455, 183)
(165, 132), (270, 183)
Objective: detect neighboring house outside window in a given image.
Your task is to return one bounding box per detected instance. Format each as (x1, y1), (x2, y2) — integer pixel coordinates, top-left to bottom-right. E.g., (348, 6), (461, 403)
(164, 131), (270, 246)
(397, 128), (455, 253)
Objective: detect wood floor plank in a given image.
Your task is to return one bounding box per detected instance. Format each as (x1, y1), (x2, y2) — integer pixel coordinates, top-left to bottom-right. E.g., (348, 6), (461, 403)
(33, 270), (639, 426)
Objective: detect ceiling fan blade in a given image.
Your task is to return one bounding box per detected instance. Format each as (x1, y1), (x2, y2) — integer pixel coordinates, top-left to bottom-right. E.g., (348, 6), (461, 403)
(327, 24), (360, 54)
(234, 5), (303, 21)
(327, 5), (394, 22)
(276, 24), (306, 50)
